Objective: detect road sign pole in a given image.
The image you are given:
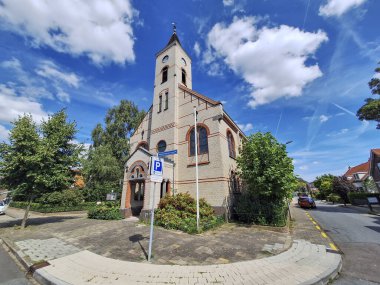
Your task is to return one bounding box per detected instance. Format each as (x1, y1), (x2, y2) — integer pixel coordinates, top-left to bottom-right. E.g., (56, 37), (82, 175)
(148, 181), (156, 262)
(194, 106), (200, 232)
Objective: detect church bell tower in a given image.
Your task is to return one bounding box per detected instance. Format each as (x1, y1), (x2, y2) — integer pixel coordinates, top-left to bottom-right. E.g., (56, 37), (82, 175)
(150, 25), (192, 155)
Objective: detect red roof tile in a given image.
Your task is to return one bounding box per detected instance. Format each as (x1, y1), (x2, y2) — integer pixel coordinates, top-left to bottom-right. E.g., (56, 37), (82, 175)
(343, 161), (369, 177)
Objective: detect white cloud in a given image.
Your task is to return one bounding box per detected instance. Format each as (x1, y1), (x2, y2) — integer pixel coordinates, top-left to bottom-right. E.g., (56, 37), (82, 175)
(0, 0), (137, 65)
(0, 84), (48, 123)
(319, 0), (366, 17)
(299, 165), (309, 170)
(319, 115), (330, 123)
(36, 61), (80, 88)
(193, 42), (201, 57)
(205, 17), (328, 108)
(238, 123), (253, 132)
(0, 124), (9, 141)
(223, 0), (234, 6)
(56, 89), (71, 103)
(327, 128), (349, 137)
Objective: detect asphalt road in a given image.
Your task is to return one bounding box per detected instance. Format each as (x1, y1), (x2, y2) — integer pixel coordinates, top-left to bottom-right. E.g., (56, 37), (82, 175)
(0, 243), (31, 285)
(308, 201), (380, 284)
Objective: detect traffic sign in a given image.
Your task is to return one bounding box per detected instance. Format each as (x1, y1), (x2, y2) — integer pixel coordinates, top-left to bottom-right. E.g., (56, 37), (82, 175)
(150, 175), (163, 183)
(150, 157), (163, 176)
(158, 149), (178, 157)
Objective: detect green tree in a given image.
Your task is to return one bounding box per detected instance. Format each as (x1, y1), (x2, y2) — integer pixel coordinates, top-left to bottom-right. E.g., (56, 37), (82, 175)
(332, 176), (354, 204)
(93, 100), (146, 166)
(38, 110), (82, 193)
(0, 115), (42, 228)
(314, 174), (334, 199)
(357, 63), (380, 129)
(82, 144), (121, 201)
(0, 111), (81, 228)
(237, 132), (297, 201)
(83, 100), (145, 201)
(364, 177), (377, 192)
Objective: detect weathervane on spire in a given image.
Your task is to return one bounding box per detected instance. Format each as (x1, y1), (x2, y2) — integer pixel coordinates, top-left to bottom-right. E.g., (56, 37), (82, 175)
(172, 22), (177, 33)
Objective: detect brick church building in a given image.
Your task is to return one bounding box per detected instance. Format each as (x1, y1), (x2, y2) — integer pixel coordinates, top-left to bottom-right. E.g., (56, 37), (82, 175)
(120, 31), (246, 219)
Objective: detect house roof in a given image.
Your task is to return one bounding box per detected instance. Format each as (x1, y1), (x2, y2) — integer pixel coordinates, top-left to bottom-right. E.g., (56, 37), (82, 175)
(371, 148), (380, 156)
(343, 161), (370, 177)
(178, 84), (247, 137)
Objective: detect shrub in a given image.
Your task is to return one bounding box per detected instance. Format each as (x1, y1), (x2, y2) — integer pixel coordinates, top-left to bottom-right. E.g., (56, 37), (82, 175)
(38, 189), (83, 206)
(87, 202), (122, 220)
(327, 194), (341, 204)
(235, 193), (288, 227)
(154, 193), (223, 234)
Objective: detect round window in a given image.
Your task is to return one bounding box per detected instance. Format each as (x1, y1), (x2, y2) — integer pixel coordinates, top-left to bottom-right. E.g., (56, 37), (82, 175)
(157, 140), (167, 152)
(162, 55), (169, 63)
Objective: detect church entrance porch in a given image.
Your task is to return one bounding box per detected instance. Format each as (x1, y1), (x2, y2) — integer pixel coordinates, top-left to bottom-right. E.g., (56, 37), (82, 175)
(129, 180), (145, 216)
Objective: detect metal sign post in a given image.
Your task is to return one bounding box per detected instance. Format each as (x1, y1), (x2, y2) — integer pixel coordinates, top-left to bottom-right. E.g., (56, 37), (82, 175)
(194, 106), (200, 232)
(148, 156), (163, 262)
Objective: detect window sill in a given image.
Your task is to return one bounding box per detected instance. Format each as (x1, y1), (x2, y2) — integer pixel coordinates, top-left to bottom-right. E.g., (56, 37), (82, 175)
(187, 161), (210, 167)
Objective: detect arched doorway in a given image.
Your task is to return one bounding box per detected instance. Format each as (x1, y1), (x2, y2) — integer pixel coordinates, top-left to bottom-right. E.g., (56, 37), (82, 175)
(126, 161), (148, 216)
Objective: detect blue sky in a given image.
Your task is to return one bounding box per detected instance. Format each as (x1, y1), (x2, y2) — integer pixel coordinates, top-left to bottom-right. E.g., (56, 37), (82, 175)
(0, 0), (379, 181)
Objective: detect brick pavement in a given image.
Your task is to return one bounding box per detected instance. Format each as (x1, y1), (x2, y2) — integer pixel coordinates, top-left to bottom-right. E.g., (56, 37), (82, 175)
(34, 239), (341, 285)
(0, 208), (291, 265)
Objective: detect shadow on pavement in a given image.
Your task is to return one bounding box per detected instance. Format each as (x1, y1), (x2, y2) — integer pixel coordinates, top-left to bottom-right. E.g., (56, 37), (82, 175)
(0, 216), (80, 229)
(129, 234), (148, 260)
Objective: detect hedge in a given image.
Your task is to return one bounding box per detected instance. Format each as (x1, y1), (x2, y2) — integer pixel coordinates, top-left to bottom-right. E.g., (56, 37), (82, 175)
(348, 192), (380, 205)
(10, 201), (96, 213)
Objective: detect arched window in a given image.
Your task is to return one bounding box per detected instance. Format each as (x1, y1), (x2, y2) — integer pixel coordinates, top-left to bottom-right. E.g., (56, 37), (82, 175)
(162, 66), (168, 83)
(227, 131), (236, 158)
(157, 140), (167, 152)
(189, 125), (208, 156)
(181, 68), (186, 85)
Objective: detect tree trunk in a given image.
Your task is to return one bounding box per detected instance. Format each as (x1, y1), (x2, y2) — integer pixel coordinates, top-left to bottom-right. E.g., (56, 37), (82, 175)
(21, 197), (32, 229)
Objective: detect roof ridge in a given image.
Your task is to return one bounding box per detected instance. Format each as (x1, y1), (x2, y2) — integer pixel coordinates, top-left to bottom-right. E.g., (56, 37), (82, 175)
(178, 84), (221, 106)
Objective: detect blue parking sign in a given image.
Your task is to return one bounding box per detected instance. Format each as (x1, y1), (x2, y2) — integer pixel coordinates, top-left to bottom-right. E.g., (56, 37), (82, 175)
(154, 160), (162, 172)
(150, 157), (163, 176)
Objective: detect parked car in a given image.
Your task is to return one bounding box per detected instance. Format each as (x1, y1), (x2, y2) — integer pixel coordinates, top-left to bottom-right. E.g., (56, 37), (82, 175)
(298, 197), (316, 209)
(0, 201), (6, 215)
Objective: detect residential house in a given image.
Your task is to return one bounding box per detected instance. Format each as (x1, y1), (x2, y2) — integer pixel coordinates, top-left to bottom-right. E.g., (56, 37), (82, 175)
(343, 161), (372, 192)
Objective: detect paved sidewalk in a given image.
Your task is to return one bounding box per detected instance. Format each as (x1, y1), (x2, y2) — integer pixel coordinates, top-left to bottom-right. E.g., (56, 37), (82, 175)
(0, 207), (292, 265)
(34, 240), (341, 285)
(1, 205), (342, 284)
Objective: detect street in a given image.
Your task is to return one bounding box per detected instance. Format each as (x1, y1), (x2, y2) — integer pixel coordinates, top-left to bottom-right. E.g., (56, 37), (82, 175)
(308, 201), (380, 284)
(0, 243), (32, 285)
